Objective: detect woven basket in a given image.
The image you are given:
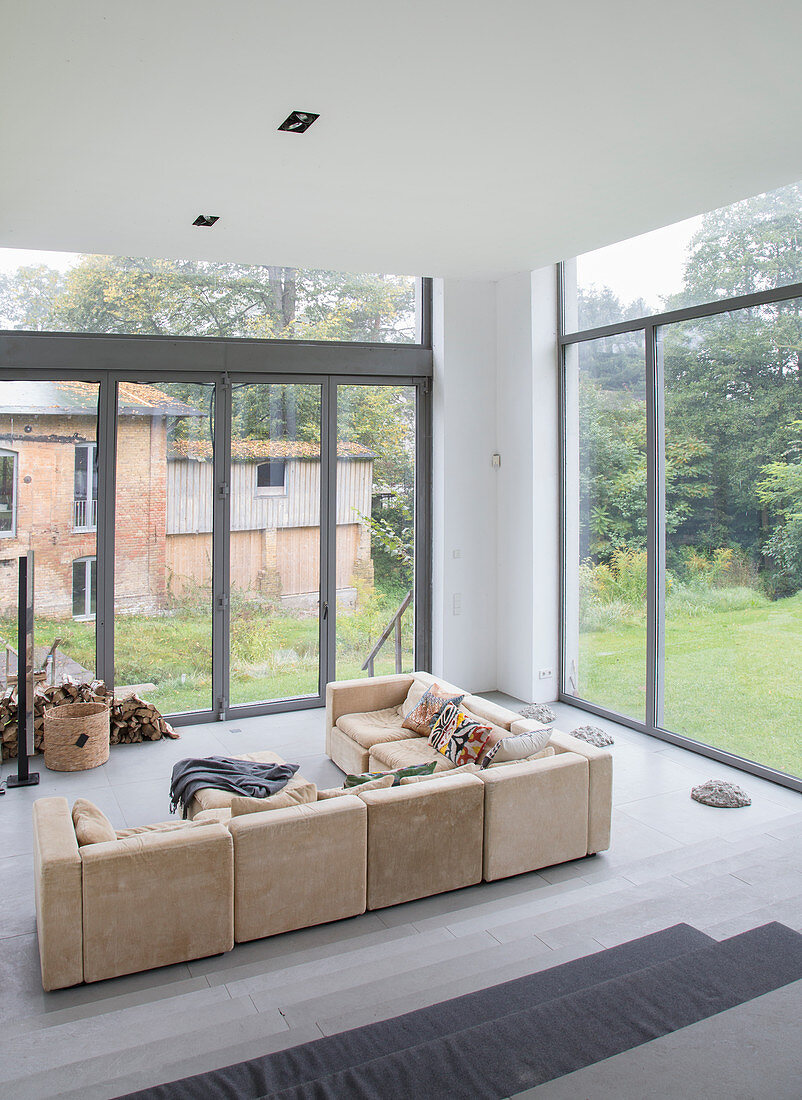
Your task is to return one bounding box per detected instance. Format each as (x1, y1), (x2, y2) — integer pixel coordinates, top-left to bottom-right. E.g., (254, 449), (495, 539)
(44, 702), (110, 771)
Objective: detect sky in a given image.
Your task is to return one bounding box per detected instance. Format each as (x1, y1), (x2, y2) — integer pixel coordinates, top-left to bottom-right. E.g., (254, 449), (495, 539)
(576, 213), (704, 313)
(0, 248), (79, 276)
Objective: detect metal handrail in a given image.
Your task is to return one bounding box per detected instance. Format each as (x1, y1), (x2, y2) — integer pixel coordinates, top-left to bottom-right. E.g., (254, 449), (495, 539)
(361, 590), (412, 676)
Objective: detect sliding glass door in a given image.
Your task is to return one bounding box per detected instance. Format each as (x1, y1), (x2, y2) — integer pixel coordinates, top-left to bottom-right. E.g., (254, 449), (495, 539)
(335, 384), (417, 679)
(114, 381), (215, 715)
(229, 382), (323, 707)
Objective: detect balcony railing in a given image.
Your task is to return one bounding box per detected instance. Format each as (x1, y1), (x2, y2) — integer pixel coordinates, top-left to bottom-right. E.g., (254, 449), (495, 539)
(73, 497), (97, 531)
(361, 589), (413, 676)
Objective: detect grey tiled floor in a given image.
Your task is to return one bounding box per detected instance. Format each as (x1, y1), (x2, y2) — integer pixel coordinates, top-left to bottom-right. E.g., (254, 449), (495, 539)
(0, 697), (800, 1099)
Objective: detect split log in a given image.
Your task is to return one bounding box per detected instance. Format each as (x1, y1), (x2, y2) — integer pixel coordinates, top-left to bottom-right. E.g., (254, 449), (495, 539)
(1, 678), (180, 760)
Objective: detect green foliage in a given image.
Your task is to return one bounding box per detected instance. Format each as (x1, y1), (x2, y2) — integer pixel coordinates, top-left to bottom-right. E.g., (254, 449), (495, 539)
(578, 181), (802, 598)
(0, 255), (416, 343)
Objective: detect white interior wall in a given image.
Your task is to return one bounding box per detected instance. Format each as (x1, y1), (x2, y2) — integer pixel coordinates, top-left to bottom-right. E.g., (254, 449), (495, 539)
(431, 266), (559, 701)
(431, 279), (498, 691)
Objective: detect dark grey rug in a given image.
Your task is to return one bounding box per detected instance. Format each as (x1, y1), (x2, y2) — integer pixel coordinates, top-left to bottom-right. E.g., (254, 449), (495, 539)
(116, 922), (802, 1100)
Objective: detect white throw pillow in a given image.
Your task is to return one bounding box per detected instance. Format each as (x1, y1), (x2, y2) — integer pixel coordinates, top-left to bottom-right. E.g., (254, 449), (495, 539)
(482, 727), (552, 766)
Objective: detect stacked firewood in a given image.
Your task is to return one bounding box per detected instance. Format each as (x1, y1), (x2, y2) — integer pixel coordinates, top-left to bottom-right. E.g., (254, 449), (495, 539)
(0, 678), (179, 760)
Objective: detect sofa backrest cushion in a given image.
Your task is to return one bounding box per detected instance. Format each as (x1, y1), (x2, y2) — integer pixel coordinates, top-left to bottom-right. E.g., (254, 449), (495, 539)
(72, 798), (117, 846)
(230, 784), (318, 817)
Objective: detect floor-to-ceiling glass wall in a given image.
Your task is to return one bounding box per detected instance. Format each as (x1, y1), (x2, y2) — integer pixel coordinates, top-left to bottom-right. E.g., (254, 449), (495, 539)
(0, 256), (432, 728)
(561, 177), (802, 787)
(335, 384), (417, 679)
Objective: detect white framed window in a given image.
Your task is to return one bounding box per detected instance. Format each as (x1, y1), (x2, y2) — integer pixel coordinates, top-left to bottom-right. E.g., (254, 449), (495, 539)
(0, 449), (17, 537)
(72, 556), (96, 619)
(74, 442), (98, 530)
(255, 458), (286, 496)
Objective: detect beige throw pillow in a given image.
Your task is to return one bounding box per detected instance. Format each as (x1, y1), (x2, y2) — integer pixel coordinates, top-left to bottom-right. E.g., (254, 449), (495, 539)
(230, 784), (318, 817)
(72, 798), (117, 846)
(487, 746), (556, 767)
(318, 774), (395, 799)
(483, 728), (553, 766)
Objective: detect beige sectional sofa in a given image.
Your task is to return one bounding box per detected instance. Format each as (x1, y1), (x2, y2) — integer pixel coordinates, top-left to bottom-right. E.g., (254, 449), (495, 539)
(327, 671), (612, 868)
(33, 671), (612, 990)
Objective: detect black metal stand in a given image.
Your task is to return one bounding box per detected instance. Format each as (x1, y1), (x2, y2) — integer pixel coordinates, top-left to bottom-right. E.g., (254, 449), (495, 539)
(7, 552), (39, 788)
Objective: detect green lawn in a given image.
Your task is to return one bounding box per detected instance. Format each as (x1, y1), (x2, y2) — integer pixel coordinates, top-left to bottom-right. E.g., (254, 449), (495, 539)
(1, 600), (413, 718)
(579, 591), (802, 778)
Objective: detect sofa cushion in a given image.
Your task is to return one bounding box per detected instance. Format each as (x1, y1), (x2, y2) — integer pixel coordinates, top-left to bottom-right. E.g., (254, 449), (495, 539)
(192, 808), (232, 824)
(337, 706), (411, 749)
(429, 705), (493, 767)
(115, 820), (211, 838)
(482, 727), (553, 766)
(370, 737), (454, 772)
(401, 683), (465, 735)
(230, 784), (318, 817)
(318, 775), (395, 799)
(72, 799), (117, 846)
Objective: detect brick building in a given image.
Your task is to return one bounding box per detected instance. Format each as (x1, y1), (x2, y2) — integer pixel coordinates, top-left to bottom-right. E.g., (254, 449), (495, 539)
(0, 381), (374, 620)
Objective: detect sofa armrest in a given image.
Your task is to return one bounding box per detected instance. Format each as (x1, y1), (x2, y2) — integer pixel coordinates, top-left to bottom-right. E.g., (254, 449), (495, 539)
(228, 798), (367, 941)
(549, 730), (613, 854)
(479, 753), (589, 880)
(79, 823), (234, 983)
(32, 797), (83, 990)
(509, 717), (554, 738)
(326, 674), (414, 755)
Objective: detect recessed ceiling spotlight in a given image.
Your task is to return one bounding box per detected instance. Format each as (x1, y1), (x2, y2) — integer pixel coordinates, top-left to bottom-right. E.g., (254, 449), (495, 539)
(278, 111), (319, 134)
(193, 214), (219, 227)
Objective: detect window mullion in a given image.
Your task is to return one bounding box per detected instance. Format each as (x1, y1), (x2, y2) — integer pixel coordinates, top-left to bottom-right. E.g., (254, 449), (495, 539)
(645, 325), (665, 730)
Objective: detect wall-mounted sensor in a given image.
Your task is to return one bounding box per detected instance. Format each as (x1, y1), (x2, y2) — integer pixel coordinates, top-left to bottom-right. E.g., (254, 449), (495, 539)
(278, 111), (320, 133)
(193, 215), (219, 227)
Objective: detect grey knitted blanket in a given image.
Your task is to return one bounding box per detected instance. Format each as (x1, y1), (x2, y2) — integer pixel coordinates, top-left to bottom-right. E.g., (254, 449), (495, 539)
(169, 756), (299, 818)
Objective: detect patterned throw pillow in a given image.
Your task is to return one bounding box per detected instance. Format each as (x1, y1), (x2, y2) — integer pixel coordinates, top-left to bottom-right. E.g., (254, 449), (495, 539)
(428, 703), (493, 767)
(344, 762), (437, 788)
(401, 684), (465, 735)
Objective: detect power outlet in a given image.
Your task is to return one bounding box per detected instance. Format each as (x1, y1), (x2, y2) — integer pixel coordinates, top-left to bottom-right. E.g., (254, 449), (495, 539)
(538, 668), (553, 680)
(452, 593), (462, 616)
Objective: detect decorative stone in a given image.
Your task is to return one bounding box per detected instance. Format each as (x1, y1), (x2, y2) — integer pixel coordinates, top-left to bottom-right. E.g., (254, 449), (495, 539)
(691, 780), (752, 808)
(570, 724), (614, 747)
(519, 703), (556, 724)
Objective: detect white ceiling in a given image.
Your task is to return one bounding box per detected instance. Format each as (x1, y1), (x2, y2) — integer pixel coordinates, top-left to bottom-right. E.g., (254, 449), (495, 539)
(3, 0), (802, 279)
